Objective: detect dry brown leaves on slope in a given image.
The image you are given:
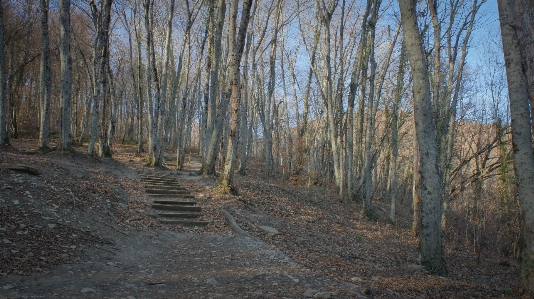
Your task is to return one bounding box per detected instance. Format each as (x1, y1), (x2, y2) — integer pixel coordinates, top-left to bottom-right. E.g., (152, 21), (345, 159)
(217, 161), (521, 298)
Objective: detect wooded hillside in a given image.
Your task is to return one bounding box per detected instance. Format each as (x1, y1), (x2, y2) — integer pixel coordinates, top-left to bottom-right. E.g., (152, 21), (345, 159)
(0, 0), (533, 294)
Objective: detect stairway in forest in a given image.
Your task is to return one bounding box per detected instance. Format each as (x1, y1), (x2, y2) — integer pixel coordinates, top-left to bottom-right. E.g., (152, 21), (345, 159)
(139, 165), (209, 227)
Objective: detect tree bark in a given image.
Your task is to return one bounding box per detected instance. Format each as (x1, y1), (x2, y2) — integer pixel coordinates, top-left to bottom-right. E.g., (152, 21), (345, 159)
(38, 0), (51, 150)
(0, 0), (5, 145)
(87, 0), (112, 157)
(497, 0), (534, 292)
(389, 44), (406, 223)
(202, 0), (227, 175)
(220, 0), (254, 192)
(399, 0), (446, 274)
(59, 0), (72, 150)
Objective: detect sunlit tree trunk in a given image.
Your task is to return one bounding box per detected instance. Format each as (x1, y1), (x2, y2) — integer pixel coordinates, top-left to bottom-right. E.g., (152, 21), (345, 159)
(220, 0), (254, 192)
(497, 0), (534, 292)
(399, 0), (446, 274)
(144, 0), (162, 165)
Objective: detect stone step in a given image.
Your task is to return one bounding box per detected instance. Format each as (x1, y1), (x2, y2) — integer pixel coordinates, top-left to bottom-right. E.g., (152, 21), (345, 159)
(158, 219), (210, 227)
(144, 184), (185, 190)
(152, 204), (201, 212)
(157, 211), (202, 218)
(146, 189), (190, 195)
(143, 181), (182, 186)
(140, 178), (178, 183)
(148, 193), (195, 198)
(152, 199), (197, 205)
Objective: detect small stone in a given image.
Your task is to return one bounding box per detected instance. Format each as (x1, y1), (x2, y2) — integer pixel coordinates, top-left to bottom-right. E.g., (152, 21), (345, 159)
(81, 287), (96, 293)
(3, 238), (11, 244)
(304, 289), (318, 297)
(351, 277), (363, 282)
(205, 278), (218, 284)
(258, 226), (279, 234)
(12, 200), (19, 205)
(48, 224), (56, 229)
(314, 292), (331, 299)
(3, 284), (13, 290)
(106, 262), (115, 266)
(127, 296), (136, 299)
(2, 185), (13, 190)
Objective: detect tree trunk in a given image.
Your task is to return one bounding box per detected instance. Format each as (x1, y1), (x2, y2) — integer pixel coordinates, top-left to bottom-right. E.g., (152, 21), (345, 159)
(363, 0), (381, 216)
(38, 0), (51, 150)
(135, 13), (144, 154)
(399, 0), (446, 275)
(220, 0), (254, 193)
(87, 0), (112, 157)
(59, 0), (72, 150)
(389, 44), (406, 223)
(152, 0), (176, 166)
(497, 0), (534, 292)
(103, 65), (117, 156)
(201, 0), (226, 175)
(0, 0), (6, 145)
(144, 0), (162, 165)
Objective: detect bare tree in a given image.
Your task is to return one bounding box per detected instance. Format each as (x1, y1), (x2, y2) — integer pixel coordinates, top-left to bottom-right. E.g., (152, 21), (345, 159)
(59, 0), (73, 150)
(497, 0), (534, 292)
(399, 0), (446, 274)
(38, 0), (51, 150)
(87, 0), (113, 156)
(220, 0), (254, 192)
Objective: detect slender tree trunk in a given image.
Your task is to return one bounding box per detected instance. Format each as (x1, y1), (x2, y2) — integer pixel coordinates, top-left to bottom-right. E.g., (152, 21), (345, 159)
(0, 0), (6, 145)
(38, 0), (51, 150)
(497, 0), (534, 292)
(135, 14), (145, 154)
(389, 44), (406, 223)
(399, 0), (446, 275)
(103, 65), (117, 156)
(144, 0), (161, 165)
(87, 0), (112, 156)
(59, 0), (72, 150)
(220, 0), (254, 192)
(363, 0), (381, 216)
(152, 0), (176, 166)
(202, 0), (226, 175)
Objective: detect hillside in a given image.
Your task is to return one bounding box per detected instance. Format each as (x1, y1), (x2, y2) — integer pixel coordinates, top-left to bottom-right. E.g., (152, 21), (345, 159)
(0, 139), (520, 298)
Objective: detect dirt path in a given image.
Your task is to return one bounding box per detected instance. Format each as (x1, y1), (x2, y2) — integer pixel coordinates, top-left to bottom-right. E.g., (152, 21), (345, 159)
(0, 229), (362, 298)
(0, 142), (364, 299)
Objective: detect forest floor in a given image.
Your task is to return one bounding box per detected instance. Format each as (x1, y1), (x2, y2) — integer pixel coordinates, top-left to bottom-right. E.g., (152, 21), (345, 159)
(0, 139), (523, 298)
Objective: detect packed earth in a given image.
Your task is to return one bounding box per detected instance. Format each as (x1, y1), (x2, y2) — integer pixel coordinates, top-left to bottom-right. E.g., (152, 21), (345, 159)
(0, 139), (521, 298)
